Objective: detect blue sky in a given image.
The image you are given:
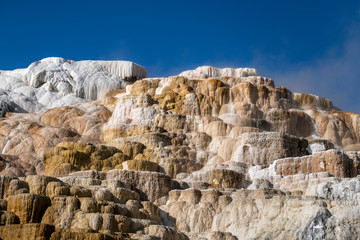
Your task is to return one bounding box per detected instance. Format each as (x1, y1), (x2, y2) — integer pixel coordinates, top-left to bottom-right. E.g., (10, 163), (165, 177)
(1, 0), (360, 113)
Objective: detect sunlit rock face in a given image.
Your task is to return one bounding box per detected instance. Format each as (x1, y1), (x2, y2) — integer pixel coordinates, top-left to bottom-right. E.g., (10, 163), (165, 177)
(0, 57), (147, 116)
(179, 66), (258, 79)
(1, 63), (360, 239)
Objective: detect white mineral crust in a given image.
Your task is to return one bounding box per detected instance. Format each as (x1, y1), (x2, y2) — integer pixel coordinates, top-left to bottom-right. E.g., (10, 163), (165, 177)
(179, 66), (258, 78)
(0, 57), (147, 115)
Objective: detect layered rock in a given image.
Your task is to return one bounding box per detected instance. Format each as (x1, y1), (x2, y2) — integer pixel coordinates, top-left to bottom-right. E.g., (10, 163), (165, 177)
(0, 171), (184, 239)
(179, 66), (258, 79)
(274, 150), (357, 178)
(0, 63), (359, 239)
(43, 142), (126, 177)
(0, 57), (147, 115)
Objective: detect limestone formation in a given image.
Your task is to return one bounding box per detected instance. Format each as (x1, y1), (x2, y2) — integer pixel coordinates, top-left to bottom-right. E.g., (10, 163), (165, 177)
(179, 66), (258, 79)
(0, 57), (147, 116)
(0, 62), (359, 239)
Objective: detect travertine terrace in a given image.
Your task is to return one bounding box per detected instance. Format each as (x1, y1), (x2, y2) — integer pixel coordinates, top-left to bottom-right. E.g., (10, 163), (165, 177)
(0, 59), (359, 239)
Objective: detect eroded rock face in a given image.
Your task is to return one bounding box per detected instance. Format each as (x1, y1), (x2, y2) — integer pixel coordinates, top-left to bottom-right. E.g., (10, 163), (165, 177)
(179, 66), (258, 79)
(0, 172), (183, 239)
(0, 57), (147, 116)
(7, 193), (50, 224)
(106, 169), (174, 202)
(44, 142), (127, 177)
(274, 150), (356, 178)
(0, 64), (360, 239)
(0, 224), (55, 240)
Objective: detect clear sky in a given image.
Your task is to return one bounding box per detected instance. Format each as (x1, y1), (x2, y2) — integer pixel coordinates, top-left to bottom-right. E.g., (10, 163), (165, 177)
(1, 0), (360, 113)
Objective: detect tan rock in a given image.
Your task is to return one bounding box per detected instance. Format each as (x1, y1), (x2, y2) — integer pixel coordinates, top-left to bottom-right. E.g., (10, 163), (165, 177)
(274, 150), (356, 178)
(49, 228), (126, 240)
(188, 169), (245, 190)
(265, 109), (314, 137)
(43, 142), (125, 177)
(204, 121), (231, 138)
(205, 169), (245, 190)
(1, 65), (360, 239)
(294, 93), (337, 111)
(0, 176), (17, 198)
(106, 170), (173, 202)
(233, 132), (309, 167)
(122, 159), (160, 172)
(145, 225), (187, 240)
(25, 175), (61, 195)
(108, 187), (139, 204)
(45, 181), (71, 198)
(41, 196), (80, 228)
(164, 188), (233, 233)
(0, 155), (37, 177)
(40, 104), (111, 137)
(0, 211), (20, 225)
(7, 193), (50, 223)
(6, 179), (29, 196)
(80, 198), (99, 213)
(0, 223), (55, 240)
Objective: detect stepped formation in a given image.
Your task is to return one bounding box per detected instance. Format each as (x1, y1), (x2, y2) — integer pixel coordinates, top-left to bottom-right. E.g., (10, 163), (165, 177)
(0, 57), (147, 116)
(0, 61), (359, 239)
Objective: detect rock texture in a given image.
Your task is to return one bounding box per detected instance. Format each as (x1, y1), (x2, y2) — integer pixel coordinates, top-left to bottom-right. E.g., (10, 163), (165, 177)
(0, 57), (147, 116)
(179, 66), (258, 79)
(0, 62), (360, 239)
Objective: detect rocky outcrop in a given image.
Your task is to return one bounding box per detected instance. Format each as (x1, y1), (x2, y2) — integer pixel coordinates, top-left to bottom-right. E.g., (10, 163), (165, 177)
(0, 172), (184, 240)
(274, 150), (356, 178)
(0, 223), (55, 240)
(234, 131), (309, 166)
(0, 63), (360, 239)
(0, 57), (147, 116)
(7, 193), (50, 223)
(162, 187), (360, 239)
(43, 142), (126, 177)
(106, 169), (174, 202)
(316, 178), (360, 200)
(179, 66), (258, 79)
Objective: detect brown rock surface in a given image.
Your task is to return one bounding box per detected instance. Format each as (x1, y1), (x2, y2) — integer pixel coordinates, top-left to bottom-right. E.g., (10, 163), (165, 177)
(0, 65), (360, 239)
(7, 193), (50, 223)
(106, 169), (173, 201)
(274, 150), (356, 178)
(43, 142), (127, 177)
(0, 223), (55, 240)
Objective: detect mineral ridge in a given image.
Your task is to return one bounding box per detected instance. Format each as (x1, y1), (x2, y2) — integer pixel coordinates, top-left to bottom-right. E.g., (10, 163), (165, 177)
(0, 60), (359, 239)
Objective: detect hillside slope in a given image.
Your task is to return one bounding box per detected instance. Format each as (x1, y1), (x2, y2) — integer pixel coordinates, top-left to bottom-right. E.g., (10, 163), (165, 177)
(0, 62), (359, 239)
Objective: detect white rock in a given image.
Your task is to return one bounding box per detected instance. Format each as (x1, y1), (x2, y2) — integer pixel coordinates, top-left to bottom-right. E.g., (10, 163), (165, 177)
(103, 93), (155, 132)
(89, 213), (103, 231)
(317, 179), (360, 200)
(0, 57), (147, 116)
(179, 66), (258, 79)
